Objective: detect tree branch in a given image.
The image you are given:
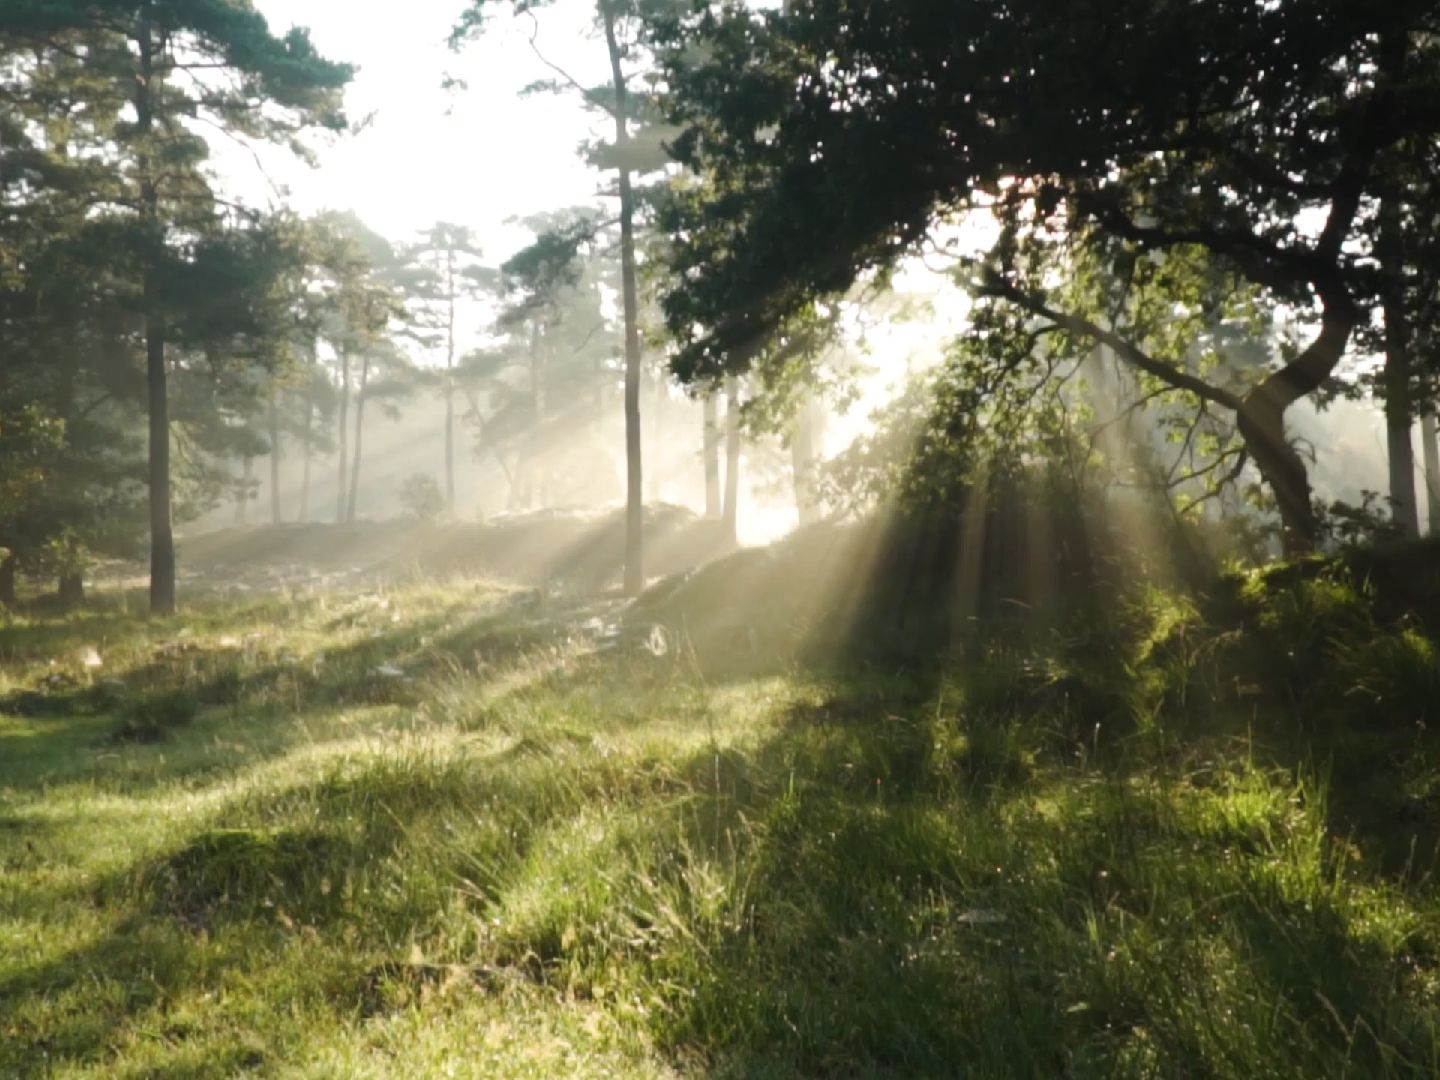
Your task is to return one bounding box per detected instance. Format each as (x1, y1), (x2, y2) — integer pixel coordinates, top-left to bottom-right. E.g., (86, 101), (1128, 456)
(979, 274), (1245, 413)
(522, 9), (617, 119)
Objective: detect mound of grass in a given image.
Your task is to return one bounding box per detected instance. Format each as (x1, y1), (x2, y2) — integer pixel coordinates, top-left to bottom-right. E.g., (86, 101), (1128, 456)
(149, 827), (346, 925)
(111, 688), (201, 743)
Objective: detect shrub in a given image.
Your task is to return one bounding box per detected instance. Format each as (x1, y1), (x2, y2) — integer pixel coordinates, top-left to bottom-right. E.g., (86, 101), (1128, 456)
(398, 473), (446, 523)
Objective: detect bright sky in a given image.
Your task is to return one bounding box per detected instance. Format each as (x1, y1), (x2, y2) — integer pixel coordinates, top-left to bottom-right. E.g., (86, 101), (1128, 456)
(242, 0), (611, 260)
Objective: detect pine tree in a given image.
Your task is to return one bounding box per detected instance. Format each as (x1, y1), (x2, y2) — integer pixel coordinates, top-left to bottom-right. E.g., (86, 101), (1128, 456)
(2, 1), (352, 612)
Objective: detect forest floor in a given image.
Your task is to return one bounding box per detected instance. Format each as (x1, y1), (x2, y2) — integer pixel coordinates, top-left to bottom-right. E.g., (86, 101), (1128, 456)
(3, 541), (1440, 1077)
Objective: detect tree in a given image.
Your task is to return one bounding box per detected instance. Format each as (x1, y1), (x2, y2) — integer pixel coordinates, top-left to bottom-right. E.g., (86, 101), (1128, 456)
(2, 1), (352, 612)
(656, 0), (1440, 554)
(464, 211), (622, 512)
(454, 0), (686, 593)
(301, 213), (405, 523)
(399, 473), (447, 524)
(401, 224), (497, 517)
(346, 339), (419, 523)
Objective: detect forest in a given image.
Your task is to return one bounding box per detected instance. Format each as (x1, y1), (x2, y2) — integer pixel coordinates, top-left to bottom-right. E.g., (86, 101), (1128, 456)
(3, 0), (1440, 1076)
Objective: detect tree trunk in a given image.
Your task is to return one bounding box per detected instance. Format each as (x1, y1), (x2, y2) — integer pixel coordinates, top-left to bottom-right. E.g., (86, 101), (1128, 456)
(791, 394), (819, 526)
(347, 353), (370, 523)
(59, 570), (84, 608)
(703, 392), (721, 518)
(604, 4), (644, 596)
(299, 396), (313, 523)
(1423, 413), (1440, 536)
(723, 376), (741, 547)
(146, 300), (175, 614)
(137, 17), (175, 615)
(268, 388), (283, 525)
(1235, 399), (1317, 557)
(335, 346), (350, 523)
(445, 247), (457, 516)
(0, 552), (17, 608)
(1380, 194), (1420, 538)
(235, 456), (253, 525)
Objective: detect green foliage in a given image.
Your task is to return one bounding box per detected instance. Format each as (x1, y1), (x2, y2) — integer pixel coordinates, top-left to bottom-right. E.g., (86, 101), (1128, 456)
(399, 474), (448, 524)
(654, 0), (1440, 548)
(0, 2), (357, 602)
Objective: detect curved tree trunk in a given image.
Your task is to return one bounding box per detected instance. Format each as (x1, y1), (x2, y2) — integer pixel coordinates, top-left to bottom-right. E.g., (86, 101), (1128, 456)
(1235, 399), (1318, 557)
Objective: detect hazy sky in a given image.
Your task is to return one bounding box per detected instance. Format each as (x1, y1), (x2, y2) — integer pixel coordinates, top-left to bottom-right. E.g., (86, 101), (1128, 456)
(242, 0), (610, 259)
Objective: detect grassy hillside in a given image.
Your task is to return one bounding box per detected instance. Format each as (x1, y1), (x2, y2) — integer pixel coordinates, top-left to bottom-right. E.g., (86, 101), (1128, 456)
(2, 543), (1439, 1076)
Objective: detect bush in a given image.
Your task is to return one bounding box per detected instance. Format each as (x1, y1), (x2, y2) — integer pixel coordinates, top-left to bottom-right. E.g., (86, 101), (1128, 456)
(398, 473), (446, 523)
(112, 689), (200, 743)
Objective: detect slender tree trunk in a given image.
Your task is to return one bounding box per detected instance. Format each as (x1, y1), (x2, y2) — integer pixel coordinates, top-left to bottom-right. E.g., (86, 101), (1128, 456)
(335, 346), (350, 523)
(145, 285), (174, 613)
(268, 388), (283, 525)
(299, 396), (313, 523)
(59, 570), (84, 608)
(1380, 194), (1420, 538)
(1423, 413), (1440, 536)
(604, 4), (644, 595)
(137, 17), (175, 615)
(445, 248), (457, 516)
(347, 353), (370, 523)
(0, 552), (17, 608)
(723, 376), (741, 546)
(703, 392), (721, 518)
(235, 457), (253, 525)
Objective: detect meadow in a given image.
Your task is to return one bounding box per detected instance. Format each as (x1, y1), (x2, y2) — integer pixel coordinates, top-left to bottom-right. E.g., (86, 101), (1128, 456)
(3, 530), (1439, 1077)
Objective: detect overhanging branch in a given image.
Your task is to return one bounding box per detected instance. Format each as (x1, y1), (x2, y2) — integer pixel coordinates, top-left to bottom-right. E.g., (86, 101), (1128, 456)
(978, 274), (1245, 413)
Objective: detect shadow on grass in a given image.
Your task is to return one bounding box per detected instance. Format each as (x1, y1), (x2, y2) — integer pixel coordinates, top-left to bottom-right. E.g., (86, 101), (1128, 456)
(593, 693), (1440, 1077)
(0, 591), (626, 793)
(4, 548), (1440, 1076)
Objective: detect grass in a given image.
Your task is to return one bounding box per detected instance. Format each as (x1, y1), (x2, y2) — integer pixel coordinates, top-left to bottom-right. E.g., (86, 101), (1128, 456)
(2, 559), (1440, 1077)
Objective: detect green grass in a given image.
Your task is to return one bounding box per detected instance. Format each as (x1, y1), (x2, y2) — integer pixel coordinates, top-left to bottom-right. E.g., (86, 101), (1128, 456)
(2, 569), (1440, 1077)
